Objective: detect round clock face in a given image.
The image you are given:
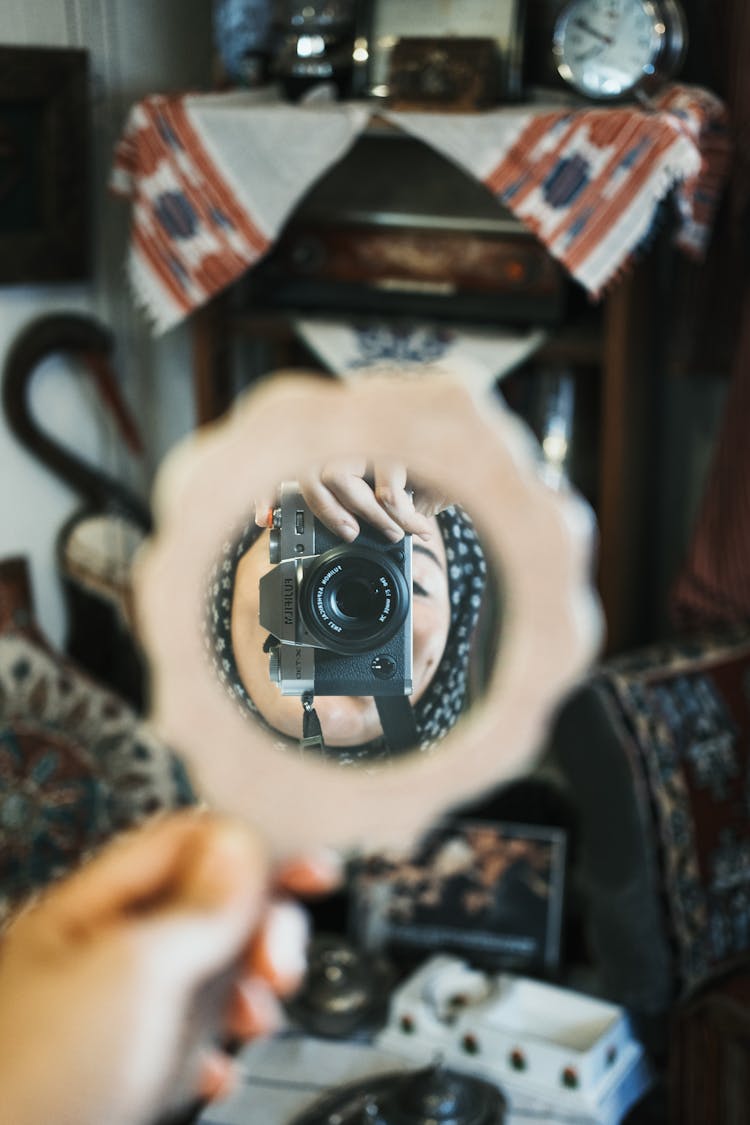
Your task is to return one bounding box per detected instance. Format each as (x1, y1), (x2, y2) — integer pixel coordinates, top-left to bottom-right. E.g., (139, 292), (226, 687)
(553, 0), (685, 100)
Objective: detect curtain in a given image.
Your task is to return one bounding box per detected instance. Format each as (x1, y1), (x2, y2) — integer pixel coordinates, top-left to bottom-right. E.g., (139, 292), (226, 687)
(670, 0), (750, 624)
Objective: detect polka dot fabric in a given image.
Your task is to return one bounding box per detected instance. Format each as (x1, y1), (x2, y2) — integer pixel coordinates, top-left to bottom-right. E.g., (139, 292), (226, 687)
(413, 506), (487, 749)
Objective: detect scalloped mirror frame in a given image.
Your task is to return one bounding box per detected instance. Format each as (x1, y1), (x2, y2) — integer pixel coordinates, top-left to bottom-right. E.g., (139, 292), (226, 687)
(133, 372), (603, 859)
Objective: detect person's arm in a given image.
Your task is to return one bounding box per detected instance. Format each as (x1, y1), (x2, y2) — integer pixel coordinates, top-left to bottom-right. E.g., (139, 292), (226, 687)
(0, 810), (339, 1125)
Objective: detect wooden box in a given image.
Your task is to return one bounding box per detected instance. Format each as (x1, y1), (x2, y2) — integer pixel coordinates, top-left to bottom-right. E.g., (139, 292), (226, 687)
(387, 37), (501, 111)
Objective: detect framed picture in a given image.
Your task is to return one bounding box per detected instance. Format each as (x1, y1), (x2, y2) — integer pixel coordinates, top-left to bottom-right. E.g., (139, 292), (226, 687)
(0, 45), (90, 285)
(350, 818), (567, 974)
(353, 0), (526, 103)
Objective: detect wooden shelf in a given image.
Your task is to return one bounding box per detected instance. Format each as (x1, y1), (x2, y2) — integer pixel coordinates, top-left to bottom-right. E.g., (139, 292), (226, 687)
(192, 260), (660, 656)
(533, 323), (603, 369)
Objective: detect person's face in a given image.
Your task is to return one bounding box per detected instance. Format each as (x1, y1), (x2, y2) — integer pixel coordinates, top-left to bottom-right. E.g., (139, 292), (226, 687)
(229, 519), (451, 749)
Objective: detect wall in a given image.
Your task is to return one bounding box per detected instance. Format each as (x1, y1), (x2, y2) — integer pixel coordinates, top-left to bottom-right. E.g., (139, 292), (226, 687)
(0, 0), (212, 647)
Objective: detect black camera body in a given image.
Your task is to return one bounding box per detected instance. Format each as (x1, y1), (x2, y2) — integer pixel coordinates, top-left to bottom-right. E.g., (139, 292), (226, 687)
(258, 482), (413, 697)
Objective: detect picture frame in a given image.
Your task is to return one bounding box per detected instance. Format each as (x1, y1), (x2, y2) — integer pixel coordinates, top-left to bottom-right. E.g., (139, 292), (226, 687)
(0, 45), (90, 285)
(350, 818), (568, 974)
(352, 0), (527, 103)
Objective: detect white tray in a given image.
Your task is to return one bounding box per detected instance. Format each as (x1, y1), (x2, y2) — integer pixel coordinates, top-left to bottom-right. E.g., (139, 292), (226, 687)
(376, 955), (653, 1124)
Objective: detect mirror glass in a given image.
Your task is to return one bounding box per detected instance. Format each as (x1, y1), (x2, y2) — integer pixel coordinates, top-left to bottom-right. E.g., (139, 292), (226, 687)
(203, 464), (499, 765)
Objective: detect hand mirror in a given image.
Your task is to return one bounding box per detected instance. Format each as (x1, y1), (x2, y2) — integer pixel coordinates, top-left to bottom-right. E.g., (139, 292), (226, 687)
(133, 372), (602, 859)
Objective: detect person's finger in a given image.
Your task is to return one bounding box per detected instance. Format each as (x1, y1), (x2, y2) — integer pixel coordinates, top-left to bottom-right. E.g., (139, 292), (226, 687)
(246, 897), (310, 996)
(197, 1048), (239, 1102)
(274, 848), (343, 897)
(38, 812), (269, 950)
(34, 812), (210, 934)
(319, 467), (406, 542)
(254, 499), (276, 528)
(373, 463), (434, 540)
(299, 467), (363, 542)
(134, 819), (276, 990)
(169, 816), (269, 920)
(226, 975), (285, 1039)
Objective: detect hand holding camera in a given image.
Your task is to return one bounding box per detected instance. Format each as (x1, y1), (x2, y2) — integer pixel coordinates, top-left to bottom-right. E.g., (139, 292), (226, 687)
(258, 479), (414, 699)
(255, 458), (448, 544)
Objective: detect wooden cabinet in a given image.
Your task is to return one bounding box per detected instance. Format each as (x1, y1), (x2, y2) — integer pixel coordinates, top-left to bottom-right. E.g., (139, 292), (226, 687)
(190, 134), (664, 655)
(670, 963), (750, 1125)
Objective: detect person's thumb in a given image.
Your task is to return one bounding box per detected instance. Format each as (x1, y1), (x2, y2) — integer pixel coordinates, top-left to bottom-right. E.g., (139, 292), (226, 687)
(135, 815), (271, 985)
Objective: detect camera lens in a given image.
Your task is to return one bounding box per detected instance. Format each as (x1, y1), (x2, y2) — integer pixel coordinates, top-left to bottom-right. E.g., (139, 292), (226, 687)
(300, 545), (409, 655)
(334, 576), (383, 623)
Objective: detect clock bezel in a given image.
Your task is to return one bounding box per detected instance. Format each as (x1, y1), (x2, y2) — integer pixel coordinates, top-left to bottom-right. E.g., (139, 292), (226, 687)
(551, 0), (688, 102)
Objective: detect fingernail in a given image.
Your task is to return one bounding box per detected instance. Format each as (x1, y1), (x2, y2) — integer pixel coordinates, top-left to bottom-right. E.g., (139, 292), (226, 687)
(258, 901), (309, 988)
(277, 848), (344, 895)
(338, 521), (358, 542)
(187, 822), (260, 910)
(198, 1050), (238, 1102)
(385, 526), (404, 542)
(237, 977), (284, 1036)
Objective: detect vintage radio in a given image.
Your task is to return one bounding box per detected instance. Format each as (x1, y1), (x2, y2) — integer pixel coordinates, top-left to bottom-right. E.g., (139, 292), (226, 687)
(236, 130), (568, 327)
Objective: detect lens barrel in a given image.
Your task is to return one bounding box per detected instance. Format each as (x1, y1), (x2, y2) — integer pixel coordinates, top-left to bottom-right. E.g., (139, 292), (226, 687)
(300, 545), (409, 655)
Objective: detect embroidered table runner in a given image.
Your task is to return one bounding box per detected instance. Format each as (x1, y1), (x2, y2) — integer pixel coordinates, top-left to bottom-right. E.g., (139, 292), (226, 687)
(111, 85), (730, 334)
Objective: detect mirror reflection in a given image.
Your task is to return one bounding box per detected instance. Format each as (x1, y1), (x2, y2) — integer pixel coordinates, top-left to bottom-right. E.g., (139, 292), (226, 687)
(204, 458), (493, 764)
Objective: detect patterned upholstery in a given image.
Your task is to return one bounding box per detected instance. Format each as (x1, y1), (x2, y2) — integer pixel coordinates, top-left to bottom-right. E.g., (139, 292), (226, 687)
(0, 557), (194, 925)
(548, 626), (750, 1022)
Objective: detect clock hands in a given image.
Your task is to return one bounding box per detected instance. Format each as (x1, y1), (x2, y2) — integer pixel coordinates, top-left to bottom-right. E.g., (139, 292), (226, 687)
(576, 44), (607, 61)
(573, 18), (614, 46)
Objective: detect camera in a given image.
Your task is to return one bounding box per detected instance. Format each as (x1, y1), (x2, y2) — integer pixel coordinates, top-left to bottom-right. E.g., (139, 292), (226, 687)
(258, 482), (413, 697)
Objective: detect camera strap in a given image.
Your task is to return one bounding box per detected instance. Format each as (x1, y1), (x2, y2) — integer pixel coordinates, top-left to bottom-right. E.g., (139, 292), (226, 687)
(301, 690), (324, 753)
(299, 692), (418, 755)
(375, 696), (419, 754)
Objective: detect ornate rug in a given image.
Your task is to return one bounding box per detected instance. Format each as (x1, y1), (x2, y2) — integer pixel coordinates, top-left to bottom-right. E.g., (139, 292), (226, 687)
(0, 557), (193, 925)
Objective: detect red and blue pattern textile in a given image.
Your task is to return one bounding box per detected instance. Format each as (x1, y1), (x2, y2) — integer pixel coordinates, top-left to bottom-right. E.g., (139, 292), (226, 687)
(111, 86), (730, 334)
